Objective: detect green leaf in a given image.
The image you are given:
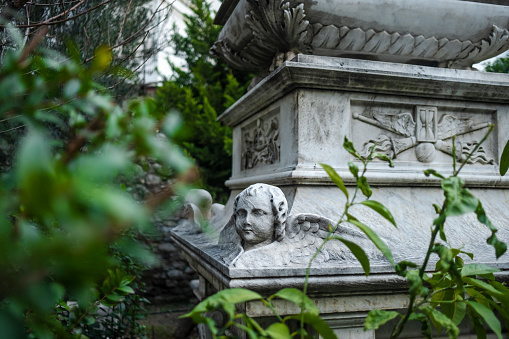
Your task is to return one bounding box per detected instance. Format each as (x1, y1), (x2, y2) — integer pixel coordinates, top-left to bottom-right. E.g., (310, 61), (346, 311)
(272, 288), (318, 315)
(357, 176), (372, 198)
(364, 310), (400, 330)
(463, 277), (505, 301)
(468, 306), (487, 339)
(424, 169), (445, 179)
(348, 162), (359, 178)
(266, 323), (291, 339)
(372, 152), (394, 167)
(500, 139), (509, 176)
(420, 306), (460, 339)
(116, 286), (135, 295)
(395, 260), (419, 276)
(461, 264), (500, 277)
(360, 200), (397, 227)
(409, 313), (432, 339)
(475, 201), (507, 258)
(285, 313), (337, 339)
(343, 136), (363, 161)
(347, 214), (394, 266)
(467, 301), (502, 339)
(441, 177), (478, 217)
(320, 164), (348, 200)
(332, 237), (370, 276)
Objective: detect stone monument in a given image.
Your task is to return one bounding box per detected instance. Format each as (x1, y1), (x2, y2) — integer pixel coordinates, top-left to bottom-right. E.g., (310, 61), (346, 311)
(171, 1), (509, 337)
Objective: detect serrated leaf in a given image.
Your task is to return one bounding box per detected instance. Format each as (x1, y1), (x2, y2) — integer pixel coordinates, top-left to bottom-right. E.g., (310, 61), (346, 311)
(272, 288), (318, 315)
(467, 301), (502, 339)
(320, 164), (348, 199)
(347, 214), (394, 266)
(266, 323), (291, 339)
(360, 200), (396, 227)
(364, 310), (400, 330)
(332, 237), (370, 276)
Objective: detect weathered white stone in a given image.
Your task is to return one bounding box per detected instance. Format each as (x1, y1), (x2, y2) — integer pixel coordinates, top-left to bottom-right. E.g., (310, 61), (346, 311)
(171, 56), (509, 338)
(212, 0), (509, 72)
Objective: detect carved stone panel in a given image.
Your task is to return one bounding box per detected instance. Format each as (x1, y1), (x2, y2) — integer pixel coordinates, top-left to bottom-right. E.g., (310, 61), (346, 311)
(241, 110), (281, 170)
(352, 102), (496, 165)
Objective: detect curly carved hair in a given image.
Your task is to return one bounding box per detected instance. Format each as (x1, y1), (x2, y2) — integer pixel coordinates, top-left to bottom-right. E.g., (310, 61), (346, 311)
(233, 183), (288, 242)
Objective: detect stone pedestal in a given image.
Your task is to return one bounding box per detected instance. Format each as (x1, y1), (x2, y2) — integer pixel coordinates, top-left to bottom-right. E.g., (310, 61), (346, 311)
(171, 56), (509, 338)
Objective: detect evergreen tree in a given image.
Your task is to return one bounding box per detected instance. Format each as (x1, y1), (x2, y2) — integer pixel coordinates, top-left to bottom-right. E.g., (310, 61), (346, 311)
(485, 56), (509, 73)
(156, 0), (252, 202)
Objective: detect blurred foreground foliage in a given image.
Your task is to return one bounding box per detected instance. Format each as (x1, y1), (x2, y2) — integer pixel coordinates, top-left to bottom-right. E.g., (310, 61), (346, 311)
(0, 27), (192, 338)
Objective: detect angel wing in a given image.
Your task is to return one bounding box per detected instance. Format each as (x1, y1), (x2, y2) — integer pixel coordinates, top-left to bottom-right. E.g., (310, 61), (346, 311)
(372, 112), (416, 137)
(282, 213), (374, 265)
(437, 114), (474, 140)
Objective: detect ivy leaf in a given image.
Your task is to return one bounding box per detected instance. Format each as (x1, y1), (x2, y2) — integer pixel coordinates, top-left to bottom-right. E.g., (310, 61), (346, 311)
(360, 200), (397, 227)
(332, 237), (370, 276)
(347, 214), (394, 266)
(320, 164), (348, 200)
(466, 301), (503, 339)
(364, 310), (400, 330)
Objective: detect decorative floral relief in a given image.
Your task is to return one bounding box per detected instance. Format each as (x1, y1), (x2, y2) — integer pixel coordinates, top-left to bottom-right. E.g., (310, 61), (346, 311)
(211, 0), (509, 72)
(242, 117), (280, 170)
(354, 107), (495, 164)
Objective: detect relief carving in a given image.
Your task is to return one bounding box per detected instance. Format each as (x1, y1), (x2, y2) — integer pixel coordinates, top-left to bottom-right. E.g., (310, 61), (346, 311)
(217, 184), (381, 268)
(211, 0), (509, 72)
(354, 106), (494, 164)
(242, 117), (280, 170)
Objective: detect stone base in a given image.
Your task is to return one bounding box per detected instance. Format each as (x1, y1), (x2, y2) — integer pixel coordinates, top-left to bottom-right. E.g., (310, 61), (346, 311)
(172, 56), (509, 338)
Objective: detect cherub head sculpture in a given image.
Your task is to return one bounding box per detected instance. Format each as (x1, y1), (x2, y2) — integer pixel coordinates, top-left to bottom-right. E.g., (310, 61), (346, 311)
(233, 184), (288, 251)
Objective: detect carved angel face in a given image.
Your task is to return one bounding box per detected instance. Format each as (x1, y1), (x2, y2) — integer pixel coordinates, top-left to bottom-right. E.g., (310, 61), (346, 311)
(234, 195), (275, 251)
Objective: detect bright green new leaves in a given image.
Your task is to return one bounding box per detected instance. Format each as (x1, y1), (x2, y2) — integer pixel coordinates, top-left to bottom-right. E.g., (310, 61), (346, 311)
(500, 139), (509, 175)
(364, 310), (400, 330)
(333, 237), (371, 275)
(360, 200), (397, 227)
(343, 136), (363, 161)
(466, 301), (503, 339)
(347, 214), (394, 266)
(320, 164), (348, 199)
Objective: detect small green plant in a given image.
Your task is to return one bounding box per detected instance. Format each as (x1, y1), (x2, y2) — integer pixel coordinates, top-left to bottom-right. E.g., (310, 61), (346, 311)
(185, 130), (509, 339)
